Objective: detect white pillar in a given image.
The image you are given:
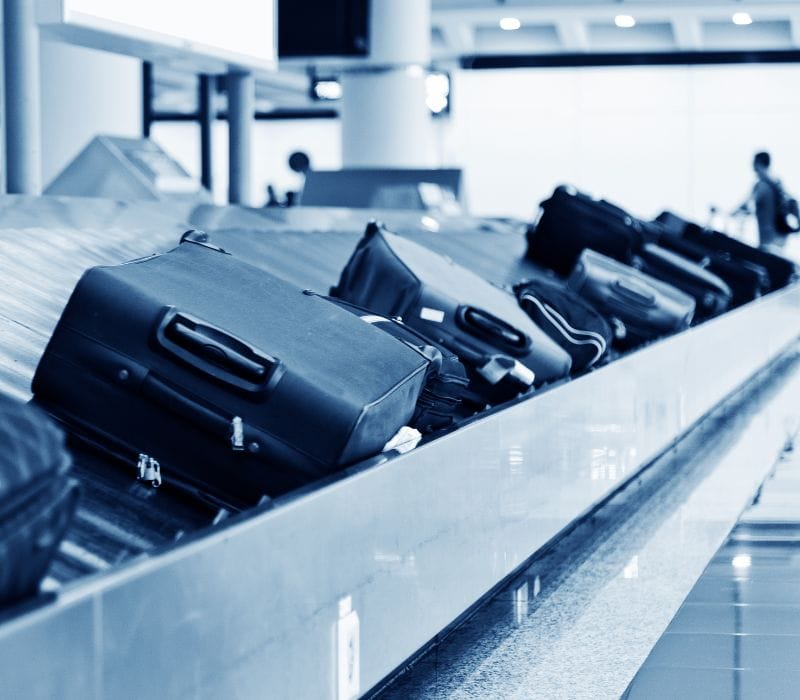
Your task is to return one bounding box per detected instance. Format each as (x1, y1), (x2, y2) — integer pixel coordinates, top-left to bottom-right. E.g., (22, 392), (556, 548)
(227, 70), (254, 205)
(4, 0), (42, 194)
(341, 0), (434, 168)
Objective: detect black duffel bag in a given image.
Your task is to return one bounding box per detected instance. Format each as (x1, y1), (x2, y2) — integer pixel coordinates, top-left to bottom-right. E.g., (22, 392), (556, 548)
(513, 276), (612, 373)
(526, 185), (645, 275)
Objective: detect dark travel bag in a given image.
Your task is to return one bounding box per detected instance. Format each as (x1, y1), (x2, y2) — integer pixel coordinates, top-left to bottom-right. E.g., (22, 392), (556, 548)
(32, 237), (429, 507)
(325, 296), (469, 433)
(567, 250), (695, 347)
(655, 232), (767, 307)
(526, 185), (645, 275)
(332, 223), (572, 406)
(513, 276), (612, 373)
(0, 395), (78, 605)
(632, 243), (732, 321)
(682, 224), (798, 292)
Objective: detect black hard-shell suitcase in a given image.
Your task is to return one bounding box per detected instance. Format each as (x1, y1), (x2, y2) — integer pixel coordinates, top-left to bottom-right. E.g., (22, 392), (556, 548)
(632, 243), (732, 321)
(526, 185), (644, 275)
(32, 238), (429, 507)
(325, 296), (469, 433)
(567, 250), (695, 347)
(332, 223), (572, 405)
(513, 276), (612, 373)
(655, 232), (767, 307)
(0, 395), (78, 605)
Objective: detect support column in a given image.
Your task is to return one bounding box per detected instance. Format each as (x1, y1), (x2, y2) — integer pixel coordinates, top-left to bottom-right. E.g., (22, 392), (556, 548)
(340, 0), (434, 168)
(3, 0), (42, 194)
(227, 70), (254, 205)
(198, 74), (214, 192)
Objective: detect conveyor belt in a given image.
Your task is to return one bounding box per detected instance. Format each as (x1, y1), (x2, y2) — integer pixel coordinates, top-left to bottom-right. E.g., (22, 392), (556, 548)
(0, 197), (542, 594)
(0, 198), (212, 588)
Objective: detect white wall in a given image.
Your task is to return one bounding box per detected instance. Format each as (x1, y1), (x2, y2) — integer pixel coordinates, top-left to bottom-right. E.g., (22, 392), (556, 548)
(148, 62), (800, 220)
(40, 39), (142, 186)
(151, 119), (341, 206)
(445, 63), (800, 223)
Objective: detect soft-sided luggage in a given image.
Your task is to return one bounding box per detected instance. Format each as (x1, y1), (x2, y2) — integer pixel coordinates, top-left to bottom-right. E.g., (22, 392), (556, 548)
(32, 236), (429, 507)
(632, 243), (732, 321)
(655, 232), (767, 307)
(0, 395), (78, 605)
(682, 224), (798, 292)
(567, 250), (695, 347)
(325, 296), (469, 433)
(332, 222), (572, 406)
(526, 185), (645, 275)
(513, 276), (612, 373)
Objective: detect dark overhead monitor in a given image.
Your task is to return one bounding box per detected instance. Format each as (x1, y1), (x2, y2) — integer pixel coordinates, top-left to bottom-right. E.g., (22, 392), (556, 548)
(278, 0), (369, 58)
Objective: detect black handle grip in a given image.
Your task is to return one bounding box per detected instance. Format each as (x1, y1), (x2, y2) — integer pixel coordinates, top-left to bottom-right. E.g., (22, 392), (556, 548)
(612, 278), (656, 307)
(154, 308), (284, 396)
(455, 306), (532, 356)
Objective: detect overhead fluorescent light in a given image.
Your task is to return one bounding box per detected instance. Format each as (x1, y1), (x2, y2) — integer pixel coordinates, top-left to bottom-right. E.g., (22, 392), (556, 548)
(499, 17), (521, 31)
(311, 78), (342, 101)
(614, 14), (636, 29)
(732, 12), (753, 26)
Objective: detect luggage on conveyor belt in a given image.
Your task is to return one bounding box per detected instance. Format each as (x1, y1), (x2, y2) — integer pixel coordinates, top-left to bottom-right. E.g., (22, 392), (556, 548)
(326, 297), (469, 433)
(632, 243), (732, 321)
(683, 224), (797, 292)
(32, 236), (429, 507)
(513, 276), (612, 373)
(526, 185), (644, 275)
(655, 211), (797, 292)
(655, 231), (767, 307)
(332, 222), (572, 406)
(0, 395), (78, 605)
(567, 250), (695, 347)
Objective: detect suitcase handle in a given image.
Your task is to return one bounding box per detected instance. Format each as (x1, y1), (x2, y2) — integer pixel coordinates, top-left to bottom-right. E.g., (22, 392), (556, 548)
(154, 308), (285, 396)
(611, 278), (656, 307)
(455, 306), (532, 355)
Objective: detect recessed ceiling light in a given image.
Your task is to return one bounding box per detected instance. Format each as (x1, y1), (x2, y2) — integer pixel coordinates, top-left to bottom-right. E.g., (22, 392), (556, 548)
(615, 14), (636, 29)
(732, 12), (753, 26)
(499, 17), (521, 31)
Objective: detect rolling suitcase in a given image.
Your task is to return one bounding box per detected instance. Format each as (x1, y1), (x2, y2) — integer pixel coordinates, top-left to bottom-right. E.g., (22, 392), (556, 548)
(0, 395), (78, 605)
(325, 296), (469, 433)
(513, 276), (612, 373)
(655, 232), (767, 307)
(682, 224), (798, 292)
(632, 243), (732, 321)
(332, 222), (572, 406)
(567, 250), (695, 347)
(526, 185), (645, 275)
(32, 236), (429, 508)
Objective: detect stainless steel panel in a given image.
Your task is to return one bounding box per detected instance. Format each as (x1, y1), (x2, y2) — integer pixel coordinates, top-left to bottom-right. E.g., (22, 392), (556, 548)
(0, 597), (96, 699)
(0, 285), (798, 698)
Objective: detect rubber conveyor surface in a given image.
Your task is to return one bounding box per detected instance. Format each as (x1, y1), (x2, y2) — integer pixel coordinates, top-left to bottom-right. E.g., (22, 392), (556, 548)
(0, 197), (536, 591)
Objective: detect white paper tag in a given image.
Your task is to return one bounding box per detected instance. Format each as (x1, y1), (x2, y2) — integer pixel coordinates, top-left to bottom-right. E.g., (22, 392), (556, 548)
(420, 307), (445, 323)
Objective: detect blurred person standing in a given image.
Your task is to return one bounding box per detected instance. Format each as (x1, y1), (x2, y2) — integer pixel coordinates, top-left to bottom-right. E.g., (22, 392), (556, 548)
(733, 151), (792, 253)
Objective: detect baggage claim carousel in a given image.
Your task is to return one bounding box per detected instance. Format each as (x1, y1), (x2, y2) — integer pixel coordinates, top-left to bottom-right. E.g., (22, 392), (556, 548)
(1, 195), (800, 698)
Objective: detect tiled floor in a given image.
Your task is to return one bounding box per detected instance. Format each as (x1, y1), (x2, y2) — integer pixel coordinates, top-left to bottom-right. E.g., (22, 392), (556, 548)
(371, 351), (800, 699)
(623, 445), (800, 699)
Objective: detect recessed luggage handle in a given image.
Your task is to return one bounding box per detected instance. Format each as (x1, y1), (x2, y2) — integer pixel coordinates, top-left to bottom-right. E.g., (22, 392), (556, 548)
(154, 308), (285, 396)
(455, 305), (532, 355)
(611, 278), (656, 307)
